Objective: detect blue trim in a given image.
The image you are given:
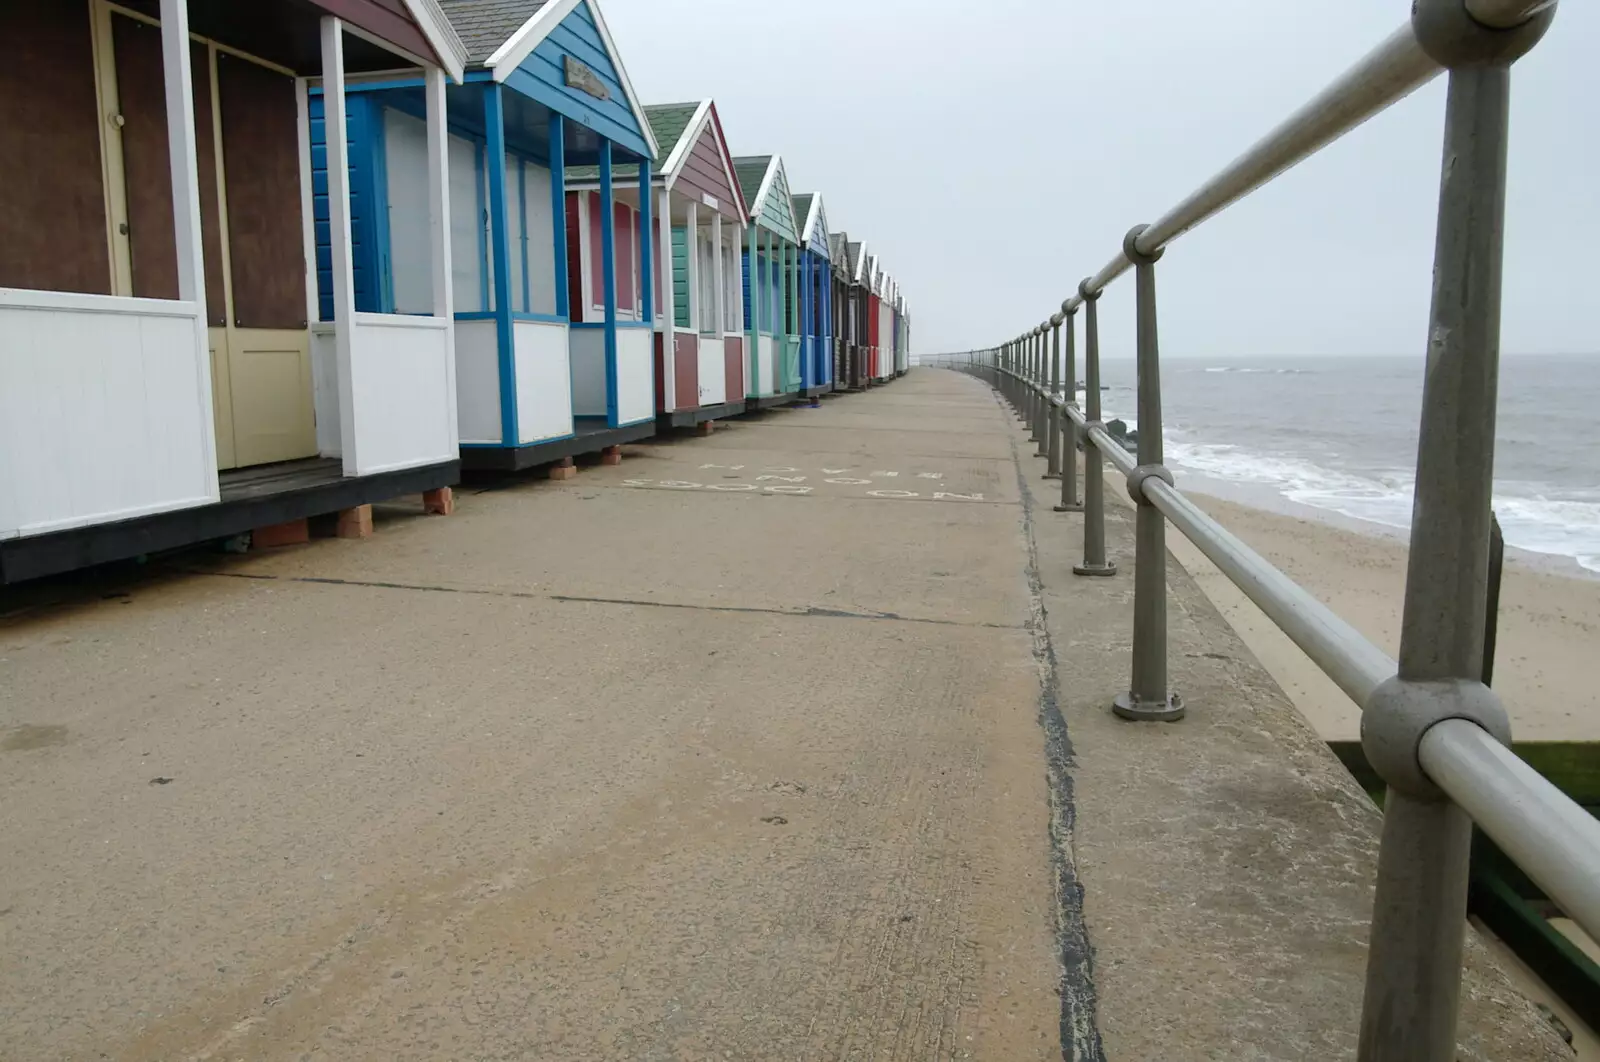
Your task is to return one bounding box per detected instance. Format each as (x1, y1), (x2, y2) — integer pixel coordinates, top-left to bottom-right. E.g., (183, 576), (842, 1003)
(798, 250), (811, 389)
(455, 311), (498, 321)
(514, 311), (568, 324)
(484, 84), (518, 447)
(549, 113), (569, 320)
(500, 68), (652, 160)
(600, 142), (619, 427)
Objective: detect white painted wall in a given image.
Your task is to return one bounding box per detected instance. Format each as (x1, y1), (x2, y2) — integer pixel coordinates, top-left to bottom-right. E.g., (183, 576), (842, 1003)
(756, 335), (777, 397)
(454, 318), (501, 445)
(878, 302), (894, 379)
(384, 109), (433, 315)
(514, 319), (572, 443)
(615, 328), (654, 426)
(346, 314), (455, 474)
(449, 133), (485, 312)
(568, 327), (607, 418)
(0, 294), (217, 538)
(697, 336), (724, 406)
(523, 165), (556, 316)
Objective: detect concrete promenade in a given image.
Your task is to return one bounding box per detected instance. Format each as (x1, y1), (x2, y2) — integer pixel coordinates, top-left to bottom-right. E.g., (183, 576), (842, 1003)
(0, 370), (1567, 1059)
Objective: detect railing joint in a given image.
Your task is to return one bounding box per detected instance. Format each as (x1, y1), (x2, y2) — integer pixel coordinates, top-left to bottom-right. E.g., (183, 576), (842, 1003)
(1362, 676), (1511, 801)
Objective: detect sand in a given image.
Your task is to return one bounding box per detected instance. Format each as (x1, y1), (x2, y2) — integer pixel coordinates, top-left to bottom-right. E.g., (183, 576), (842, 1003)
(1150, 490), (1600, 743)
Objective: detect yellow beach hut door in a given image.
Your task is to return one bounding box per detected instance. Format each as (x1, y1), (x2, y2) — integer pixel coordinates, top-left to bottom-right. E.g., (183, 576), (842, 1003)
(104, 8), (315, 471)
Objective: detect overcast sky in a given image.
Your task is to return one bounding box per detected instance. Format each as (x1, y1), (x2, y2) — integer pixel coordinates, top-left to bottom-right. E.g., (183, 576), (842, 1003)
(599, 0), (1595, 360)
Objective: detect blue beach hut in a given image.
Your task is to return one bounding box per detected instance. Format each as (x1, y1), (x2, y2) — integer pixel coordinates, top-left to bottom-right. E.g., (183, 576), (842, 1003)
(791, 192), (835, 399)
(312, 0), (660, 472)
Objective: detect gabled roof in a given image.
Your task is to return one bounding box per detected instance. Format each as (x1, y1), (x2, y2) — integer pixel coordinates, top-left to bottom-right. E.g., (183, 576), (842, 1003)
(566, 101), (690, 180)
(439, 0), (659, 158)
(645, 102), (700, 174)
(850, 242), (870, 284)
(437, 0), (544, 64)
(793, 193), (830, 253)
(733, 156), (772, 211)
(731, 155), (798, 241)
(564, 101), (748, 223)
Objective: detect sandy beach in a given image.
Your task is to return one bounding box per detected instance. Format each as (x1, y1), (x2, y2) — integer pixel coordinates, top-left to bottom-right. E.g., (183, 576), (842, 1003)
(1147, 488), (1600, 1055)
(1151, 490), (1600, 743)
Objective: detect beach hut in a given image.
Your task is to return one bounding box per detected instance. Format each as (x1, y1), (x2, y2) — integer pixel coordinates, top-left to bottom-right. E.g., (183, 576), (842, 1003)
(791, 193), (834, 399)
(732, 156), (802, 410)
(313, 0), (661, 473)
(828, 232), (853, 387)
(842, 239), (870, 390)
(863, 254), (884, 383)
(0, 0), (467, 584)
(567, 100), (749, 430)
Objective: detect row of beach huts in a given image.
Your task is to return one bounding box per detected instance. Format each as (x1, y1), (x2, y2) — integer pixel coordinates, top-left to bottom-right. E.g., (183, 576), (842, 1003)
(0, 0), (912, 585)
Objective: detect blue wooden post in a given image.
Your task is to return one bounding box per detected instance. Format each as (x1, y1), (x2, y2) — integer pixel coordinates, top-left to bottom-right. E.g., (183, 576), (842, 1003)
(746, 231), (758, 397)
(798, 249), (811, 389)
(638, 157), (653, 327)
(484, 84), (517, 445)
(822, 257), (833, 385)
(549, 114), (568, 319)
(600, 141), (619, 426)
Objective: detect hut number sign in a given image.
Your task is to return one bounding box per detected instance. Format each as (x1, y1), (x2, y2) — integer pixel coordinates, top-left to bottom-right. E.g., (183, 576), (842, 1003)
(564, 56), (610, 101)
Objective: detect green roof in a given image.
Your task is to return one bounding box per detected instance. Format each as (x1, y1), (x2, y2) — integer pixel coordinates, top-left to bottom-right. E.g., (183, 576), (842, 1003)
(567, 102), (699, 183)
(791, 193), (814, 227)
(733, 157), (772, 210)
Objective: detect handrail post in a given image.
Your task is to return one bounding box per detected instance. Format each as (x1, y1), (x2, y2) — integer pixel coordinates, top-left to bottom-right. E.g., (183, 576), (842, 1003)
(1073, 282), (1115, 577)
(1036, 327), (1049, 444)
(1356, 4), (1552, 1059)
(1115, 225), (1183, 722)
(1045, 316), (1064, 472)
(1056, 302), (1083, 512)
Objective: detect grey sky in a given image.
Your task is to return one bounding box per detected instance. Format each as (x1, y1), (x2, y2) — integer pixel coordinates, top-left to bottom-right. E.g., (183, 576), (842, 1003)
(599, 1), (1596, 359)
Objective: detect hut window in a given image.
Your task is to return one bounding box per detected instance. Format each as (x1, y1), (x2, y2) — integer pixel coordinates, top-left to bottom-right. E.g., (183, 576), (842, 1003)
(697, 231), (716, 335)
(722, 241), (739, 333)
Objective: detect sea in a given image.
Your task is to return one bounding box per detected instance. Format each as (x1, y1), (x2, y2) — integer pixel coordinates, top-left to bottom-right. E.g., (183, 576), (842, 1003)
(1090, 353), (1600, 577)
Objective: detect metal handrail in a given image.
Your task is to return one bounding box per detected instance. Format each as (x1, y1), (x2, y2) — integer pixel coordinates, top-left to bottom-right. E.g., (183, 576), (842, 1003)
(1020, 365), (1600, 946)
(942, 3), (1574, 1057)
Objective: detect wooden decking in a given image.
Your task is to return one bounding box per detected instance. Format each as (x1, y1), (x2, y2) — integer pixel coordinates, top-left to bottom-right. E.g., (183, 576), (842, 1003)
(1, 457), (457, 585)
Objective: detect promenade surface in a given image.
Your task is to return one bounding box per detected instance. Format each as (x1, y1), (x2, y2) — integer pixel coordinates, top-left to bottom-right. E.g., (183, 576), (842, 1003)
(0, 370), (1566, 1060)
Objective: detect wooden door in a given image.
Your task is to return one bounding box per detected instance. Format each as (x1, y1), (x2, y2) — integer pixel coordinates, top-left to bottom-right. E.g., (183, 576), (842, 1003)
(109, 11), (313, 471)
(213, 50), (313, 468)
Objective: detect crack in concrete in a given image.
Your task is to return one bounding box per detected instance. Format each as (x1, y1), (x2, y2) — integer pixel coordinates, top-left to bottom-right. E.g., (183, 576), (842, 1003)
(997, 389), (1107, 1062)
(174, 570), (1020, 631)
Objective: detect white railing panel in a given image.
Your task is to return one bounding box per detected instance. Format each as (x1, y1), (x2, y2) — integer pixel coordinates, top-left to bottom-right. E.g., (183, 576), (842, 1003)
(698, 335), (725, 406)
(0, 294), (216, 537)
(616, 327), (655, 425)
(347, 313), (455, 475)
(568, 327), (608, 418)
(455, 319), (503, 446)
(514, 319), (573, 443)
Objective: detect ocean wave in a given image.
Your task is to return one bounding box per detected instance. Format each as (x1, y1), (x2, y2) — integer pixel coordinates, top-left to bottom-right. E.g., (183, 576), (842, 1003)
(1161, 441), (1600, 573)
(1202, 366), (1314, 375)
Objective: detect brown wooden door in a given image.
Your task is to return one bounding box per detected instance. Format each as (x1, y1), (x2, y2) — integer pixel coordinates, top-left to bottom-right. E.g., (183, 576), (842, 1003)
(110, 12), (313, 471)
